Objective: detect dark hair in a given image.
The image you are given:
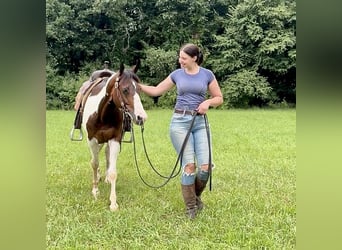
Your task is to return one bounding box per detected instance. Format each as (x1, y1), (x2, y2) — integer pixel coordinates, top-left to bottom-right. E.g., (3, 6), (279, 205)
(180, 43), (204, 65)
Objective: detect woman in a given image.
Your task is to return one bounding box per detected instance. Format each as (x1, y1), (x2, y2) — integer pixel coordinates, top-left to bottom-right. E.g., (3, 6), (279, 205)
(139, 43), (223, 219)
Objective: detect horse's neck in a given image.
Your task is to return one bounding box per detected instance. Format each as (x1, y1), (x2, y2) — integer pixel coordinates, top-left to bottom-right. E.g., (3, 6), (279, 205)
(98, 82), (122, 118)
(82, 79), (111, 121)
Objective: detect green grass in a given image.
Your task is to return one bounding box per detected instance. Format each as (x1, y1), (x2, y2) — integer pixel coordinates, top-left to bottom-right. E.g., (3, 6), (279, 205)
(46, 109), (296, 249)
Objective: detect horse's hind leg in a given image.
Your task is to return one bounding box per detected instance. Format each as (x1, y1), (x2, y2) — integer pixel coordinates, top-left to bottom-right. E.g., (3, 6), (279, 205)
(106, 139), (120, 211)
(88, 139), (102, 199)
(105, 144), (110, 174)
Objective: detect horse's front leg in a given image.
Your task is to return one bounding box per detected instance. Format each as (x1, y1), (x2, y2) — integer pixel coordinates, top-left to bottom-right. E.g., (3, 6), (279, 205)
(105, 139), (120, 211)
(88, 139), (103, 199)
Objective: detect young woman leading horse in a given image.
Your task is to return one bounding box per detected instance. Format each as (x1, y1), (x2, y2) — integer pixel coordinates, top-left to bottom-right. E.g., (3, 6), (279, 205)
(138, 43), (223, 219)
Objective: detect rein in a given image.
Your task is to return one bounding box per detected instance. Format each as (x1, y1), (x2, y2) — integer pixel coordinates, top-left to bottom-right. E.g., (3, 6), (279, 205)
(113, 75), (136, 144)
(132, 112), (213, 191)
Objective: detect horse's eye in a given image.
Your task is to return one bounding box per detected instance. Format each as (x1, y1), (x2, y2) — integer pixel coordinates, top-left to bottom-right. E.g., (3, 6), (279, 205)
(122, 87), (130, 95)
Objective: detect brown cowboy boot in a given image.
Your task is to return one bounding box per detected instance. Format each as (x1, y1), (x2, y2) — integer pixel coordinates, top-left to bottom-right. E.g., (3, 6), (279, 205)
(181, 184), (198, 219)
(195, 176), (208, 211)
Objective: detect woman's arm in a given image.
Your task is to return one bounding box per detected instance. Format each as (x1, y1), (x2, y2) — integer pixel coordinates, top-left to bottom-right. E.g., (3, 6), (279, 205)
(139, 76), (174, 97)
(197, 78), (224, 114)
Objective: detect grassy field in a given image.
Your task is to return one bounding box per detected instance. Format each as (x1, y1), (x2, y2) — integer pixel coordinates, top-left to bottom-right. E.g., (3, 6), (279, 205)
(46, 109), (296, 249)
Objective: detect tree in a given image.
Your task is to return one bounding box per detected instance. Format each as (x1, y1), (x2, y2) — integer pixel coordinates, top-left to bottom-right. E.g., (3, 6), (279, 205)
(221, 69), (272, 108)
(208, 0), (296, 105)
(46, 0), (296, 109)
(46, 0), (100, 73)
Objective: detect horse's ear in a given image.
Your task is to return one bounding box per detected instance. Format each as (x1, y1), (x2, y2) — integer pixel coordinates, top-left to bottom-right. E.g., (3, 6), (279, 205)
(132, 58), (140, 73)
(119, 62), (125, 75)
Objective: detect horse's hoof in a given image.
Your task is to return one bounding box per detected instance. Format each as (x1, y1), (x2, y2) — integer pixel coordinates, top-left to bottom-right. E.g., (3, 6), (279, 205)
(109, 203), (119, 211)
(104, 176), (110, 184)
(92, 189), (99, 199)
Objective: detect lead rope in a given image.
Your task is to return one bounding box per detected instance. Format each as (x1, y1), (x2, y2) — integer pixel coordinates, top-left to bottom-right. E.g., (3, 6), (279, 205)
(132, 112), (197, 188)
(133, 112), (213, 191)
(204, 114), (212, 191)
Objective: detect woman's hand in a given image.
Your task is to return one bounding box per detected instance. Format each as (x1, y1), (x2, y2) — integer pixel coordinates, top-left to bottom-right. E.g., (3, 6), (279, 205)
(196, 100), (210, 115)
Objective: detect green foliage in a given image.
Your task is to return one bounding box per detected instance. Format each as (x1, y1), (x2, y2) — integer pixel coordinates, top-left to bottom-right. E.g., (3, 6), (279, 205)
(208, 0), (296, 105)
(138, 90), (178, 110)
(141, 46), (178, 83)
(150, 88), (178, 109)
(215, 0), (296, 73)
(221, 69), (272, 108)
(46, 62), (88, 110)
(153, 0), (211, 47)
(135, 46), (179, 109)
(46, 74), (77, 110)
(46, 0), (296, 109)
(46, 0), (96, 73)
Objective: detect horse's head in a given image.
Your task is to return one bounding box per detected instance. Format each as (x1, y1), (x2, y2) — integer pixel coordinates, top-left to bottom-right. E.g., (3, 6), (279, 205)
(109, 62), (147, 125)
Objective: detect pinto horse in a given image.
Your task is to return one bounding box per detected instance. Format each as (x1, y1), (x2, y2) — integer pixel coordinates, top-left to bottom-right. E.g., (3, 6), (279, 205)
(82, 62), (147, 211)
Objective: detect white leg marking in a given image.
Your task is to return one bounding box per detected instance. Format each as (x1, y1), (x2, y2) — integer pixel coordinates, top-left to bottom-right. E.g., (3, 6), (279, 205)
(88, 138), (102, 199)
(106, 139), (120, 211)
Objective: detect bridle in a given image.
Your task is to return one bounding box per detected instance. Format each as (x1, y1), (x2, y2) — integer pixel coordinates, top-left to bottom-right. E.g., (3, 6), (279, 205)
(110, 73), (137, 143)
(111, 74), (134, 112)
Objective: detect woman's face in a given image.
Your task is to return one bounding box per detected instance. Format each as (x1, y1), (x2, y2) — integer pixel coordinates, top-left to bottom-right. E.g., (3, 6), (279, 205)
(178, 50), (197, 69)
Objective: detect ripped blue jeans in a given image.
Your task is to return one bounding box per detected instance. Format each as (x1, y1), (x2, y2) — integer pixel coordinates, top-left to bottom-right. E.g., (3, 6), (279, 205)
(169, 112), (212, 185)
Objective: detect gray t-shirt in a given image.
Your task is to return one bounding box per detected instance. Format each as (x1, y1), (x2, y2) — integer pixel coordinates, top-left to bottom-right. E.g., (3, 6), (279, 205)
(170, 67), (215, 110)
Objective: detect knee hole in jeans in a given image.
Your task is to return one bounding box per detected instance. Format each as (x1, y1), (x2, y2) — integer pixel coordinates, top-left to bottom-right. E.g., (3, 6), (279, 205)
(184, 163), (196, 174)
(200, 164), (209, 172)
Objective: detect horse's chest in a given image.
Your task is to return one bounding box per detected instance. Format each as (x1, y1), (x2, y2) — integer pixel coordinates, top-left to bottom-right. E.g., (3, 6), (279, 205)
(87, 113), (123, 143)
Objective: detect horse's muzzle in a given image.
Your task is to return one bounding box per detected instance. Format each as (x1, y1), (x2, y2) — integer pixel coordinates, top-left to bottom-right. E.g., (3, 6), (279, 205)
(135, 115), (144, 126)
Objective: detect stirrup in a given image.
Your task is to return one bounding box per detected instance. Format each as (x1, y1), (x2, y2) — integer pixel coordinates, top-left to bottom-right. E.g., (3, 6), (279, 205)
(121, 113), (133, 143)
(70, 127), (83, 141)
(121, 129), (133, 143)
